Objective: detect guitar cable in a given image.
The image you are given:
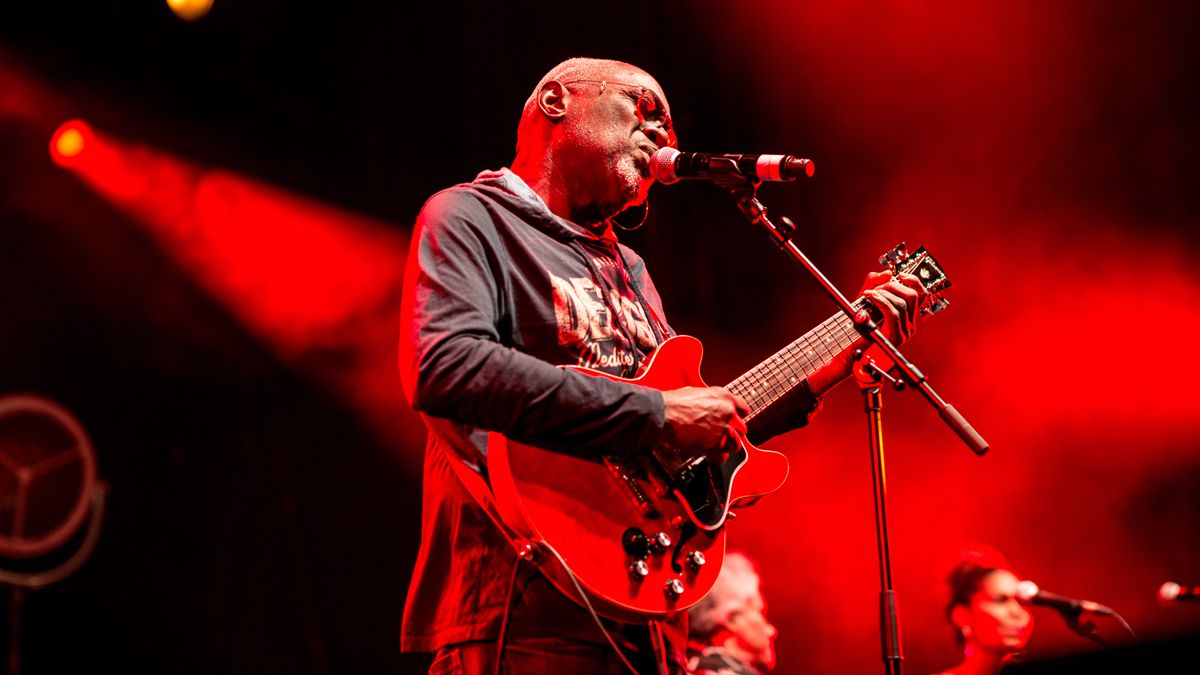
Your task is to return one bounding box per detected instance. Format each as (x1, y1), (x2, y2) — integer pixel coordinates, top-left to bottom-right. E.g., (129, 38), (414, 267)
(493, 553), (522, 675)
(540, 540), (644, 675)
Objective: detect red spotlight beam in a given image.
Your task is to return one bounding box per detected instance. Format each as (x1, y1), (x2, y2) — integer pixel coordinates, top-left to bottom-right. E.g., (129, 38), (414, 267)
(51, 121), (424, 468)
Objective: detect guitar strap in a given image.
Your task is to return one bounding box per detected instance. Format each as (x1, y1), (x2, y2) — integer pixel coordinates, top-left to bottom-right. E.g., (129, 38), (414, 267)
(441, 445), (530, 557)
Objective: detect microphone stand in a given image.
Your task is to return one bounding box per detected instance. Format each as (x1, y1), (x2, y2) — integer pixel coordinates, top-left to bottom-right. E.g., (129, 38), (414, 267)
(713, 172), (990, 675)
(855, 353), (904, 675)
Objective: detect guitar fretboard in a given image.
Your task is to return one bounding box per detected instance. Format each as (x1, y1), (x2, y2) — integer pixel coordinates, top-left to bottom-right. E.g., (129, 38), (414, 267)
(726, 299), (870, 420)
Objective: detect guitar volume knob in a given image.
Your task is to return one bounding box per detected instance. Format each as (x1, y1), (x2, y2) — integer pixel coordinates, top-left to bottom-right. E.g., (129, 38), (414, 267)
(650, 532), (672, 553)
(686, 550), (706, 570)
(664, 578), (685, 599)
(629, 560), (650, 580)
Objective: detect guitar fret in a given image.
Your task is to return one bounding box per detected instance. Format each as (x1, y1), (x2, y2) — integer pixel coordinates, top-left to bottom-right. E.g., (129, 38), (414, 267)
(802, 324), (837, 370)
(810, 325), (837, 362)
(732, 368), (772, 413)
(738, 369), (778, 413)
(777, 352), (803, 383)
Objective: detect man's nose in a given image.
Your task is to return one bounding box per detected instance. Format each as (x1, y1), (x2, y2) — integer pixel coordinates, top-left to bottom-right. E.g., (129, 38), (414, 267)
(642, 122), (674, 149)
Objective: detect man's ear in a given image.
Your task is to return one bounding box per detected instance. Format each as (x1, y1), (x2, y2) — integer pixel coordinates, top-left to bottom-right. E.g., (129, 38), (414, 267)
(537, 81), (570, 120)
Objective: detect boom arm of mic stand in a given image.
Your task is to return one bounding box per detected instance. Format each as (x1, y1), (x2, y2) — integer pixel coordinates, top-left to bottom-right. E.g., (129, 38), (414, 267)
(720, 180), (989, 456)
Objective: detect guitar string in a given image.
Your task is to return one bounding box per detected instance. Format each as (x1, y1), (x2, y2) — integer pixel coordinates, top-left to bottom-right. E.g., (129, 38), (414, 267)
(729, 302), (866, 419)
(729, 320), (839, 403)
(738, 321), (857, 420)
(728, 253), (938, 408)
(735, 319), (859, 417)
(731, 285), (905, 415)
(731, 328), (835, 415)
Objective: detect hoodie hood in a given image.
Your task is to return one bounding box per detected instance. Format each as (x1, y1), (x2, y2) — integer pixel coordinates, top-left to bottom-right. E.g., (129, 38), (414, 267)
(466, 168), (618, 244)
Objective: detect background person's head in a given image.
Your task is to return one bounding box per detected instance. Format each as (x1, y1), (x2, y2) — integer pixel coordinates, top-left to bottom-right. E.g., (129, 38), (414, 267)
(945, 550), (1034, 658)
(688, 551), (777, 672)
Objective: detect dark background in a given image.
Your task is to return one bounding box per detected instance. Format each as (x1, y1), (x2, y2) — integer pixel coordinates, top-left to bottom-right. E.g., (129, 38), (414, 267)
(2, 1), (1199, 673)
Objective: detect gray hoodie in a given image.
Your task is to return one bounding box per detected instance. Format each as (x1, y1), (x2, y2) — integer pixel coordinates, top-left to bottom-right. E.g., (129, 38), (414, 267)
(399, 169), (679, 653)
(401, 168), (672, 467)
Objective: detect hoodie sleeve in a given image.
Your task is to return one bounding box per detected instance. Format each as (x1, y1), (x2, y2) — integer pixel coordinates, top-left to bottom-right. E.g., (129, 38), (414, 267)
(399, 189), (667, 456)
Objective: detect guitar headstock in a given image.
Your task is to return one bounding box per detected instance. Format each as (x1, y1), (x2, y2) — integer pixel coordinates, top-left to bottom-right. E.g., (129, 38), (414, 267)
(879, 242), (952, 316)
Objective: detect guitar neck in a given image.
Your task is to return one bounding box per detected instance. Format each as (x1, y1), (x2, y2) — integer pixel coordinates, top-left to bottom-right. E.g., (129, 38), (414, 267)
(725, 299), (869, 420)
(724, 245), (951, 421)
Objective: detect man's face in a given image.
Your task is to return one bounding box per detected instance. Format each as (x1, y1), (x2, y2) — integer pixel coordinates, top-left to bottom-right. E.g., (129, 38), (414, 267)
(555, 69), (674, 222)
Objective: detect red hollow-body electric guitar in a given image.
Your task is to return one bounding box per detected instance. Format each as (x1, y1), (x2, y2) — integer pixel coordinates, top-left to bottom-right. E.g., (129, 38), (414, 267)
(488, 245), (951, 621)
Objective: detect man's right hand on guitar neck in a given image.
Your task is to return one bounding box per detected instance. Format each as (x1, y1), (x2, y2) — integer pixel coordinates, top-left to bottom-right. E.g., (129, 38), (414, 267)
(661, 386), (750, 453)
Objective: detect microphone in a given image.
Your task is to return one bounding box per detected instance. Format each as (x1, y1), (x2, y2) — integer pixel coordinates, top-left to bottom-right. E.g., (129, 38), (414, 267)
(1016, 580), (1113, 617)
(1158, 581), (1200, 604)
(650, 147), (815, 185)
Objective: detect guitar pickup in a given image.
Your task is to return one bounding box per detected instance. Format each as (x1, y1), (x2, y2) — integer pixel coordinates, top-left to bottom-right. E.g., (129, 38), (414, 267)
(602, 455), (659, 518)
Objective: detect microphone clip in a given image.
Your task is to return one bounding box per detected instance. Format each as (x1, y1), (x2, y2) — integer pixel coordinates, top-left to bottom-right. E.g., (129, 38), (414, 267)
(708, 157), (760, 190)
(1065, 612), (1105, 645)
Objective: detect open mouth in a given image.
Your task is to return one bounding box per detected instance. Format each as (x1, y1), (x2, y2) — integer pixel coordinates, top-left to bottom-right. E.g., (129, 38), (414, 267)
(1000, 627), (1029, 640)
(629, 149), (650, 178)
(635, 145), (657, 176)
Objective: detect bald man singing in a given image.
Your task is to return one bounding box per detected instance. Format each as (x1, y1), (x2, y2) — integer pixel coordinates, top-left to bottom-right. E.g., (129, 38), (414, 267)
(398, 57), (924, 674)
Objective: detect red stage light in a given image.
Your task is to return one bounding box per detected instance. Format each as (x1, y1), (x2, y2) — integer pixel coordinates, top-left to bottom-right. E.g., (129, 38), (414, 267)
(49, 119), (92, 167)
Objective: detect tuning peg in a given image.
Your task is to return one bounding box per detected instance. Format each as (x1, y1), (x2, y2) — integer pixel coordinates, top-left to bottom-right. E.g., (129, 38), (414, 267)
(921, 296), (950, 316)
(878, 242), (908, 271)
